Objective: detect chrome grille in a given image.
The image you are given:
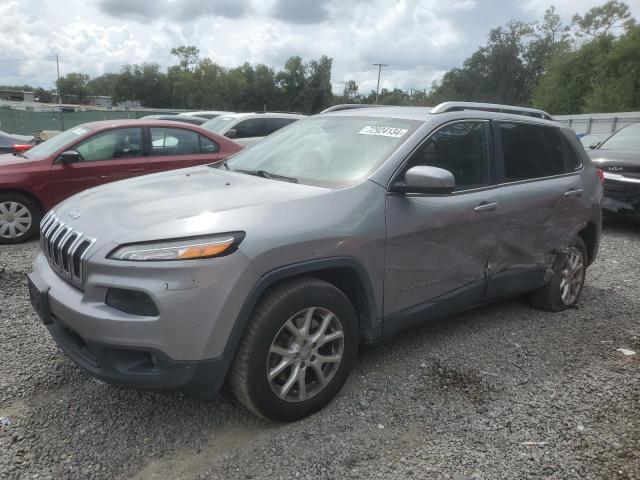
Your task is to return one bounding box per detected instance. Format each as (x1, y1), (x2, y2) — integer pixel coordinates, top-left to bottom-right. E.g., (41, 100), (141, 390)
(40, 211), (96, 288)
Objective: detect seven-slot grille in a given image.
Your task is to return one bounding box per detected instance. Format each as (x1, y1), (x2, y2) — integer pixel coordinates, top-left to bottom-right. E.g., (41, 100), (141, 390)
(40, 211), (96, 288)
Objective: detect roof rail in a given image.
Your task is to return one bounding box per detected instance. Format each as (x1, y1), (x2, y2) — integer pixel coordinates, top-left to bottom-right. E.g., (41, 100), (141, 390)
(431, 102), (553, 121)
(320, 104), (394, 113)
(254, 111), (306, 115)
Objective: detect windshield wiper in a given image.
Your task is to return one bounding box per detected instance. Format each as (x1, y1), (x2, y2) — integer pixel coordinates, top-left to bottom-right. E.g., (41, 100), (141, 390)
(234, 168), (298, 183)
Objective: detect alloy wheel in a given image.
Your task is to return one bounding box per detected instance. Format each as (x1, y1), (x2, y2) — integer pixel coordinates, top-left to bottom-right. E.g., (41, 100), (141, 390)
(267, 307), (344, 402)
(0, 201), (32, 239)
(560, 246), (585, 306)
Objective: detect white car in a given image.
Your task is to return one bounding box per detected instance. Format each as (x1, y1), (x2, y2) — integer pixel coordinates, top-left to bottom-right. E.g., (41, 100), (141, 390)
(177, 111), (235, 120)
(201, 112), (306, 147)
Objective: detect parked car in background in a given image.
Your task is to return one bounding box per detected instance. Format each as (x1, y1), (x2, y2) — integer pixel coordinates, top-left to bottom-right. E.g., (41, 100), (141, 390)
(0, 119), (242, 244)
(141, 115), (209, 126)
(178, 111), (235, 119)
(587, 122), (640, 219)
(201, 112), (305, 147)
(577, 133), (610, 149)
(0, 130), (36, 154)
(27, 102), (601, 421)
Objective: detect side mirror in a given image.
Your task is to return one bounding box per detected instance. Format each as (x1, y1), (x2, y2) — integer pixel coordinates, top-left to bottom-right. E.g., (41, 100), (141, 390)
(588, 142), (600, 150)
(59, 150), (81, 164)
(225, 129), (238, 139)
(396, 165), (455, 194)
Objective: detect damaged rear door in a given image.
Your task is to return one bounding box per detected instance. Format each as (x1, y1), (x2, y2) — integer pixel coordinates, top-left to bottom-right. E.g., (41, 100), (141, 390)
(384, 120), (499, 332)
(485, 121), (586, 300)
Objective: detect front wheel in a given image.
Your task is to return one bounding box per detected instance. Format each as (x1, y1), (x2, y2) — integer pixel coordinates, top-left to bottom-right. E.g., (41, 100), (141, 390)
(528, 236), (587, 311)
(0, 193), (41, 244)
(228, 277), (359, 421)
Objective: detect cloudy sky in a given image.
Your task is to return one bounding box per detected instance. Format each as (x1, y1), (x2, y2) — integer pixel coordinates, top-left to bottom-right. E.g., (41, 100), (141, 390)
(1, 0), (639, 94)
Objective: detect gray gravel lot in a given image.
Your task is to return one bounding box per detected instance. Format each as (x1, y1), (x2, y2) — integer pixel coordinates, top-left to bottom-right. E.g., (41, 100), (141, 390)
(1, 224), (639, 480)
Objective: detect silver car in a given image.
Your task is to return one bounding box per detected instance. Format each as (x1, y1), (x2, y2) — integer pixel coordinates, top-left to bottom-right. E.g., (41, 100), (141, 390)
(27, 102), (602, 421)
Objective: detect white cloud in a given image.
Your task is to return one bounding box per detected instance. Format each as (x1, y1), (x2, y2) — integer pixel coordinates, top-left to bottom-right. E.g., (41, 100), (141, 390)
(1, 0), (638, 95)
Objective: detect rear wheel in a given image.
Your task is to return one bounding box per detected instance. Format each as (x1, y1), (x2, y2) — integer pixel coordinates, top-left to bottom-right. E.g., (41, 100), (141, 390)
(228, 277), (359, 421)
(528, 236), (587, 311)
(0, 193), (41, 244)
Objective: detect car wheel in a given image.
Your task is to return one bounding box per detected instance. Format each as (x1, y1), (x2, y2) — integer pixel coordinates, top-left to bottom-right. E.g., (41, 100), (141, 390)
(528, 236), (587, 312)
(0, 193), (41, 244)
(228, 277), (359, 421)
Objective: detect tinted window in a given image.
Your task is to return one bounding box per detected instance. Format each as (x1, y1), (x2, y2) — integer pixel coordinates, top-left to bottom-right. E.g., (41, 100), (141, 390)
(232, 118), (264, 138)
(200, 135), (220, 153)
(598, 123), (640, 151)
(75, 128), (141, 162)
(499, 123), (579, 181)
(407, 122), (490, 191)
(264, 117), (297, 135)
(150, 128), (201, 156)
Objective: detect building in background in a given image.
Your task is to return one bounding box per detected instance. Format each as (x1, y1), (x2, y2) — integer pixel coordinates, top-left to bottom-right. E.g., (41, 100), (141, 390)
(0, 90), (36, 103)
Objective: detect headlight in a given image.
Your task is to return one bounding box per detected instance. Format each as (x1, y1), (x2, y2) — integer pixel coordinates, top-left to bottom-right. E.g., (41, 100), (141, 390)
(108, 232), (245, 261)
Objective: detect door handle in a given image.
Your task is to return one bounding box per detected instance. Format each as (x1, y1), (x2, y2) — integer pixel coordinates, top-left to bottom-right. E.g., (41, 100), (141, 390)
(474, 201), (499, 212)
(563, 188), (584, 197)
(128, 168), (145, 173)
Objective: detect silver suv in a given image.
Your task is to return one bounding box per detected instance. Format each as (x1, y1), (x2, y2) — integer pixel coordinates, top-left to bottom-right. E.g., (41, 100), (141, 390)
(28, 102), (602, 421)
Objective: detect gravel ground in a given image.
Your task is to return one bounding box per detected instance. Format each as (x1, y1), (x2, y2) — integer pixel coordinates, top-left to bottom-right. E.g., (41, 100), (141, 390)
(1, 224), (639, 480)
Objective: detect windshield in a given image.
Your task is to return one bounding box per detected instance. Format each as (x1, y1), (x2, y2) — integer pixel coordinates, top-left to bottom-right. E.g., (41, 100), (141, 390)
(23, 126), (91, 160)
(201, 116), (237, 133)
(599, 123), (640, 151)
(226, 116), (420, 187)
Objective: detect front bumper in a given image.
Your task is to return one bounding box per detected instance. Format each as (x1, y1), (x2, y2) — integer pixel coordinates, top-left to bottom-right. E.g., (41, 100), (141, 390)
(602, 174), (640, 218)
(29, 247), (258, 394)
(46, 311), (232, 397)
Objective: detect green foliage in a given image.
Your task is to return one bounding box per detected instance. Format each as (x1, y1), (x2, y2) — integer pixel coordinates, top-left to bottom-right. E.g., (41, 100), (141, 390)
(572, 0), (635, 37)
(56, 72), (90, 101)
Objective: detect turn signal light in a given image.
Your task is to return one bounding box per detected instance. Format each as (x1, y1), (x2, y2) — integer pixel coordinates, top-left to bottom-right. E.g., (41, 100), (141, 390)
(176, 239), (235, 259)
(596, 168), (605, 184)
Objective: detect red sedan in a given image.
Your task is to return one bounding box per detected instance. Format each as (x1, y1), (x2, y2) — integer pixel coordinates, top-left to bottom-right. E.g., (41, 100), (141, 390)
(0, 120), (243, 244)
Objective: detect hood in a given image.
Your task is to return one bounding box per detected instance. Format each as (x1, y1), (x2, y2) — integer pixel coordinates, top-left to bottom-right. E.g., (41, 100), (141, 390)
(587, 149), (640, 174)
(0, 153), (36, 169)
(54, 165), (331, 247)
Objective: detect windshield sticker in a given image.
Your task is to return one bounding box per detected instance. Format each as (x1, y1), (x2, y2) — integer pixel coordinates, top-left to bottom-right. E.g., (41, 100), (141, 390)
(358, 126), (408, 138)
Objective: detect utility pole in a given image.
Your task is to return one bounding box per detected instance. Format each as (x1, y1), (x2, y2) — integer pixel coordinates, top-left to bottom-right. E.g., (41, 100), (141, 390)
(373, 63), (387, 105)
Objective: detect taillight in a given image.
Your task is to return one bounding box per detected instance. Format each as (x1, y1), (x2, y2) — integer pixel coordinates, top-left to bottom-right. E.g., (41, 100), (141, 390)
(596, 168), (605, 184)
(12, 144), (32, 152)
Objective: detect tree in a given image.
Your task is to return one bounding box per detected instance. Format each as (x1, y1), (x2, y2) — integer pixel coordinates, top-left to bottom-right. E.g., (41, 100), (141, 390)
(342, 80), (359, 101)
(572, 0), (635, 38)
(87, 73), (119, 97)
(56, 72), (90, 102)
(170, 46), (200, 72)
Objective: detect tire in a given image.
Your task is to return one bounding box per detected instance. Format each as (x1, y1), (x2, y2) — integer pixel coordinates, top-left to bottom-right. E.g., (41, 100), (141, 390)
(228, 277), (359, 422)
(528, 236), (587, 312)
(0, 193), (41, 245)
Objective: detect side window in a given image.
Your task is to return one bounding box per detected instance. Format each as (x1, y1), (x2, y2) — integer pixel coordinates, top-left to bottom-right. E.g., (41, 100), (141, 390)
(232, 118), (264, 139)
(75, 128), (142, 162)
(499, 123), (571, 181)
(559, 134), (582, 172)
(407, 121), (490, 191)
(264, 117), (296, 135)
(199, 135), (220, 153)
(150, 128), (200, 156)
